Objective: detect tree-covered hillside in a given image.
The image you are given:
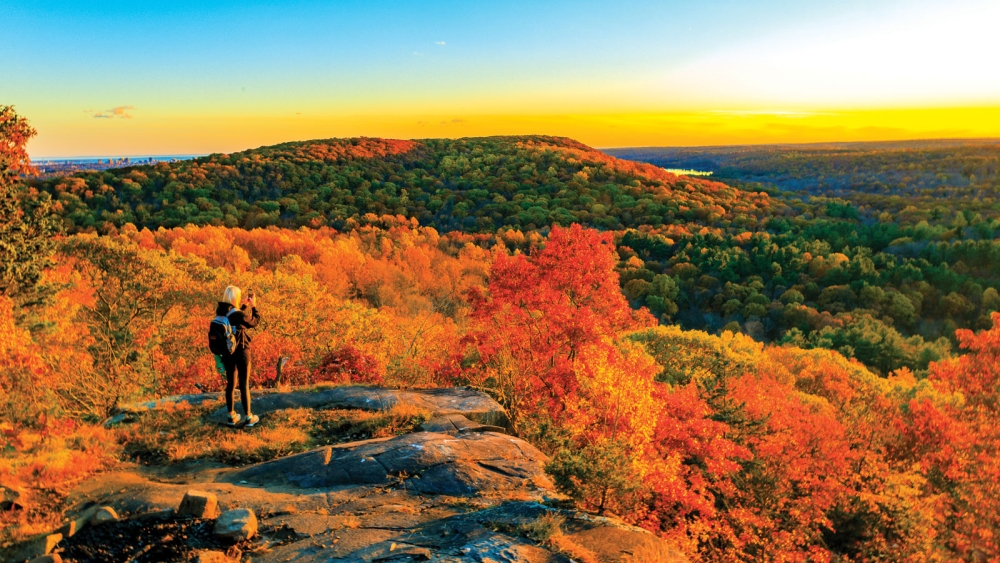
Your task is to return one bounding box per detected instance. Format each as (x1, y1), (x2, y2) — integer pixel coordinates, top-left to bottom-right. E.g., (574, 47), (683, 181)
(8, 110), (1000, 561)
(28, 136), (1000, 375)
(607, 140), (1000, 224)
(31, 135), (769, 235)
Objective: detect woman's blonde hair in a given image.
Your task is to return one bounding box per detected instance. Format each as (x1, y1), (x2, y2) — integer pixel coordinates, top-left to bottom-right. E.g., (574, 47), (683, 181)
(223, 285), (242, 307)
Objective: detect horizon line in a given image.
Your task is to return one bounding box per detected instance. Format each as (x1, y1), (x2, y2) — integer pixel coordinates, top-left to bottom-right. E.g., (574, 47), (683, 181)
(31, 154), (206, 161)
(29, 134), (1000, 160)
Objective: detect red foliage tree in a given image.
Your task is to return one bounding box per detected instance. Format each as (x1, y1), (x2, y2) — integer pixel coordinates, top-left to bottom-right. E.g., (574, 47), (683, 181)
(463, 223), (655, 427)
(895, 312), (1000, 558)
(314, 345), (383, 385)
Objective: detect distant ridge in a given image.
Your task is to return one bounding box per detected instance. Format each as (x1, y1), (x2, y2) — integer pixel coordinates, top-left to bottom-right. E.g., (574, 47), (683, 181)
(604, 137), (1000, 151)
(28, 135), (766, 235)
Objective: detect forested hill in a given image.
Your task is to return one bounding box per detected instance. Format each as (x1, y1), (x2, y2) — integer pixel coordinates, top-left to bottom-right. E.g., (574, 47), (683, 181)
(31, 135), (772, 235)
(28, 135), (1000, 376)
(606, 139), (1000, 203)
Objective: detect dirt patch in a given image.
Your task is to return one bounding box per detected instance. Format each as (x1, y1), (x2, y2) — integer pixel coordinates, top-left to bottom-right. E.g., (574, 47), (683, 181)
(61, 518), (233, 562)
(58, 517), (297, 563)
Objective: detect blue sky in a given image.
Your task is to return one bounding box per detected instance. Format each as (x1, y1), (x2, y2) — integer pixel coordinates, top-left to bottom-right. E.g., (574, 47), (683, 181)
(3, 0), (998, 155)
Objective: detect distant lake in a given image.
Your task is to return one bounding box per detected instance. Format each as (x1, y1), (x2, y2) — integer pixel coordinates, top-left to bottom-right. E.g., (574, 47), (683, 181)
(664, 168), (713, 177)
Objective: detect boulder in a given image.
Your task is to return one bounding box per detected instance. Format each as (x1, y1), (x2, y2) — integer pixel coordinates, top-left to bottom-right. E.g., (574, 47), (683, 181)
(56, 518), (79, 539)
(177, 490), (219, 519)
(90, 506), (119, 525)
(5, 533), (62, 562)
(57, 505), (97, 538)
(28, 555), (63, 563)
(213, 508), (258, 541)
(227, 431), (553, 495)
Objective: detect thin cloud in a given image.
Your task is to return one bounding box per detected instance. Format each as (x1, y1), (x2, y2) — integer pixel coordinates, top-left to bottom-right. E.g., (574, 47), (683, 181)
(94, 106), (136, 119)
(706, 110), (834, 118)
(435, 41), (446, 45)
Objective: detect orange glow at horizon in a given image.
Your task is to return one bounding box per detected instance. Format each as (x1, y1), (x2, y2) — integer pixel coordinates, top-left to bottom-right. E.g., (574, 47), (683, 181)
(27, 106), (1000, 157)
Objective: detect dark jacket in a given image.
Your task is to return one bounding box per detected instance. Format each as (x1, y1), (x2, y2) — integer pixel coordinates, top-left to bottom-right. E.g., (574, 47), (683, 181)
(215, 301), (260, 351)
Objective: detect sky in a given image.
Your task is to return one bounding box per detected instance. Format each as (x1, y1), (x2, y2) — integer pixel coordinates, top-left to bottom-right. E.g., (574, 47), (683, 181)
(2, 0), (1000, 157)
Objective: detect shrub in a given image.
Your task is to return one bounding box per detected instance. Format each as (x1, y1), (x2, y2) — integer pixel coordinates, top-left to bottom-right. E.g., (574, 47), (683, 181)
(313, 345), (383, 385)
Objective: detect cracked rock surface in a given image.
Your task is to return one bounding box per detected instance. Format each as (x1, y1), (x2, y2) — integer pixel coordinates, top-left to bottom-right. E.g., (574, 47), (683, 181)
(53, 387), (685, 563)
(225, 431), (553, 495)
(114, 386), (511, 429)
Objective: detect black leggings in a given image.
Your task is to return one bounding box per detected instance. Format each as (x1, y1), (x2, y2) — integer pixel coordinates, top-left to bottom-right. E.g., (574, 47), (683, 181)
(223, 349), (252, 416)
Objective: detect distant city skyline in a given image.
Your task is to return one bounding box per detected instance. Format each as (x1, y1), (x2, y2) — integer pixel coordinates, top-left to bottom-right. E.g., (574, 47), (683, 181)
(31, 155), (202, 162)
(3, 0), (999, 156)
(28, 154), (199, 178)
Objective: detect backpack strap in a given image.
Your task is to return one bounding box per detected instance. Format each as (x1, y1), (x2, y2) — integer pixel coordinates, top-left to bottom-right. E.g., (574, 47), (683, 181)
(226, 308), (240, 318)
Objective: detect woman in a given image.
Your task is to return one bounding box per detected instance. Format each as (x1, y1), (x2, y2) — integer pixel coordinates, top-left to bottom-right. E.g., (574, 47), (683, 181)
(216, 285), (261, 427)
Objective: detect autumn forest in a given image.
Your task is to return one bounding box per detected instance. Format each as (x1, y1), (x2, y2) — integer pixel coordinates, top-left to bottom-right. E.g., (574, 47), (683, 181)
(3, 106), (1000, 561)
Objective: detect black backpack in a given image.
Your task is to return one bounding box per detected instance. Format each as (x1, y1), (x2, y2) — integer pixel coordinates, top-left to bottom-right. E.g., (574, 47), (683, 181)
(208, 308), (239, 356)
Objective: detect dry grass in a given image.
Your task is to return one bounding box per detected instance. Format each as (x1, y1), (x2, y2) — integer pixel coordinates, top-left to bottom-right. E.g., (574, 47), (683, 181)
(117, 406), (314, 465)
(386, 504), (418, 514)
(548, 534), (599, 563)
(336, 514), (362, 529)
(117, 405), (429, 466)
(521, 513), (599, 563)
(621, 543), (683, 563)
(522, 513), (565, 543)
(378, 403), (433, 435)
(0, 422), (117, 547)
(0, 400), (429, 547)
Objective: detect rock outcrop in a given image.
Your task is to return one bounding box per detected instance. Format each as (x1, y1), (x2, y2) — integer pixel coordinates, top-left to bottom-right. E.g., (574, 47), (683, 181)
(90, 506), (118, 525)
(419, 413), (508, 435)
(112, 386), (511, 429)
(213, 508), (258, 541)
(177, 490), (220, 519)
(16, 386), (685, 563)
(226, 430), (553, 496)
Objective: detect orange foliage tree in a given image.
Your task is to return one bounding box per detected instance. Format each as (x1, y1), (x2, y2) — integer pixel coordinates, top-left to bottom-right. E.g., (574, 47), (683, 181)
(461, 223), (655, 428)
(5, 212), (1000, 562)
(457, 225), (752, 555)
(894, 312), (1000, 559)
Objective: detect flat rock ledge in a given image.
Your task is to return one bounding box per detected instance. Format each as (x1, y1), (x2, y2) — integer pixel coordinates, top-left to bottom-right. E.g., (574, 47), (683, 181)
(111, 386), (510, 429)
(419, 413), (508, 435)
(394, 501), (689, 563)
(224, 430), (552, 496)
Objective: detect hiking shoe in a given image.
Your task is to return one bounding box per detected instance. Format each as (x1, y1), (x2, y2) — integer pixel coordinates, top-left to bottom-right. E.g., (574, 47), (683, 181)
(244, 414), (260, 427)
(227, 411), (240, 426)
